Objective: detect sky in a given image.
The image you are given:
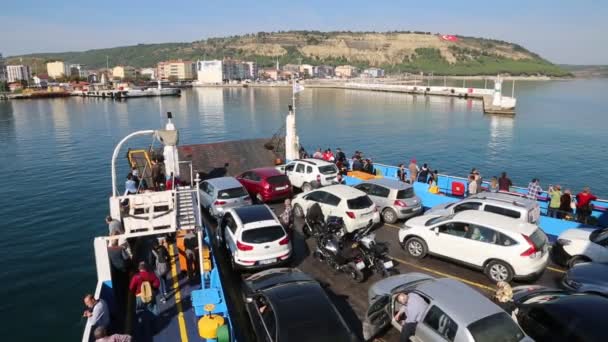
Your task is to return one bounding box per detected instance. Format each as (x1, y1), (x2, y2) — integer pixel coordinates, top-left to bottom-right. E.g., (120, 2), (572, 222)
(1, 0), (607, 64)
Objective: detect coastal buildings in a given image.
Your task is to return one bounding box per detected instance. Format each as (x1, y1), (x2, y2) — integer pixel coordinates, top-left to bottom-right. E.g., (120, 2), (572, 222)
(157, 60), (194, 81)
(6, 65), (32, 82)
(259, 68), (279, 80)
(47, 61), (68, 79)
(0, 54), (6, 83)
(335, 65), (359, 78)
(283, 64), (300, 74)
(69, 64), (88, 78)
(299, 64), (314, 77)
(32, 75), (48, 87)
(196, 60), (223, 84)
(362, 67), (385, 78)
(140, 68), (156, 80)
(112, 66), (137, 80)
(314, 65), (335, 78)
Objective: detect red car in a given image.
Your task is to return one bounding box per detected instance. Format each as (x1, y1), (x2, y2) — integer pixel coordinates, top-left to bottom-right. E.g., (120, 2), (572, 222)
(236, 167), (293, 203)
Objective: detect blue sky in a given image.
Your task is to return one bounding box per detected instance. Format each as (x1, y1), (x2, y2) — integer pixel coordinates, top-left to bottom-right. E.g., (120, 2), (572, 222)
(1, 0), (606, 64)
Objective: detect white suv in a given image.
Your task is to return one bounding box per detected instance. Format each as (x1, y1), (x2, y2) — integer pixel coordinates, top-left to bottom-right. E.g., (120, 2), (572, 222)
(398, 210), (549, 282)
(216, 205), (292, 270)
(282, 159), (339, 192)
(291, 184), (381, 234)
(553, 227), (608, 268)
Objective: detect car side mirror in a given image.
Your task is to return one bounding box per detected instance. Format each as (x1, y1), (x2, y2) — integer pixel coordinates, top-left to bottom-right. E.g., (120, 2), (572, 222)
(433, 227), (440, 235)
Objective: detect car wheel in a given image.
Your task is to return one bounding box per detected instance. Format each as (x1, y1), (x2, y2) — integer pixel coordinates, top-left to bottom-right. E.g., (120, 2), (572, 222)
(293, 204), (304, 218)
(346, 263), (365, 283)
(405, 237), (427, 259)
(255, 193), (264, 204)
(302, 182), (312, 192)
(382, 208), (398, 224)
(568, 255), (590, 268)
(485, 260), (514, 283)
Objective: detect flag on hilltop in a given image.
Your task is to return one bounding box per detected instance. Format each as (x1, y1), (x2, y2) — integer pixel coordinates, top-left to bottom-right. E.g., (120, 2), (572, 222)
(293, 82), (305, 94)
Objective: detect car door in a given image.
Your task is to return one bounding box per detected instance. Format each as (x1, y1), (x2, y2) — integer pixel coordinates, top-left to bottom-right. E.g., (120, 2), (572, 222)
(363, 295), (391, 341)
(237, 171), (253, 194)
(294, 163), (306, 187)
(284, 162), (298, 187)
(463, 225), (501, 266)
(428, 221), (477, 264)
(369, 184), (391, 208)
(199, 181), (211, 208)
(321, 192), (341, 217)
(415, 305), (458, 342)
(222, 213), (238, 254)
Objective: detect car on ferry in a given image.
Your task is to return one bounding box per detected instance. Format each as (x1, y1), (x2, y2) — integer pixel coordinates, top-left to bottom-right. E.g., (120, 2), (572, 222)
(552, 227), (608, 268)
(399, 211), (549, 282)
(282, 158), (339, 192)
(353, 178), (422, 223)
(562, 262), (608, 295)
(291, 184), (381, 233)
(363, 272), (532, 342)
(425, 192), (541, 224)
(511, 286), (607, 342)
(199, 176), (252, 219)
(242, 268), (360, 342)
(236, 167), (293, 203)
(215, 205), (291, 270)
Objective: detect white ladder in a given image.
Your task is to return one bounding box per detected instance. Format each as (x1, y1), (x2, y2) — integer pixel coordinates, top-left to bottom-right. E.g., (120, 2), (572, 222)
(176, 186), (198, 230)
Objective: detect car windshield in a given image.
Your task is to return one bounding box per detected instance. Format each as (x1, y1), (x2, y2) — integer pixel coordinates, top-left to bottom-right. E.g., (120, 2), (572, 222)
(468, 312), (525, 342)
(347, 196), (373, 210)
(425, 214), (455, 226)
(397, 188), (415, 199)
(590, 228), (608, 244)
(267, 175), (289, 185)
(241, 225), (285, 244)
(318, 165), (338, 175)
(218, 187), (248, 199)
(529, 229), (548, 250)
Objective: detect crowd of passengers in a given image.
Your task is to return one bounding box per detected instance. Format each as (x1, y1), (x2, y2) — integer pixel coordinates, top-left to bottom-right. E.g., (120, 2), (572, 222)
(302, 146), (600, 225)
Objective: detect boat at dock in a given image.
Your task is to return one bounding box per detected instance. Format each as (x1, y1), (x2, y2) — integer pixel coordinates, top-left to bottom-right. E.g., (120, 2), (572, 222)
(72, 81), (180, 99)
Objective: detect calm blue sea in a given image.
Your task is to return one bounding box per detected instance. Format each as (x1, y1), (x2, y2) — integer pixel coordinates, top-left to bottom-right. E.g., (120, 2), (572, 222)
(0, 79), (606, 340)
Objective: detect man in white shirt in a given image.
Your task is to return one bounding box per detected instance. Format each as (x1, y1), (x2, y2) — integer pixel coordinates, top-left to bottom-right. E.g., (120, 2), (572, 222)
(394, 292), (429, 342)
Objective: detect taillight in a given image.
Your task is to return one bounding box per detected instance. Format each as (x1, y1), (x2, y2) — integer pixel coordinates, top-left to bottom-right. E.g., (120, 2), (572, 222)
(520, 234), (537, 257)
(316, 175), (321, 182)
(214, 200), (226, 205)
(279, 236), (289, 245)
(374, 206), (379, 212)
(237, 241), (254, 251)
(394, 200), (407, 207)
(263, 181), (270, 190)
(346, 211), (356, 219)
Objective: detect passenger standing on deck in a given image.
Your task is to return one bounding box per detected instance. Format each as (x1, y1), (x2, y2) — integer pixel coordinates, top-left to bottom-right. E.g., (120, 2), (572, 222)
(397, 164), (407, 182)
(131, 167), (140, 188)
(489, 177), (499, 193)
(279, 198), (294, 239)
(498, 172), (513, 192)
(393, 292), (429, 342)
(467, 175), (478, 196)
(352, 156), (363, 171)
(336, 148), (346, 164)
(417, 164), (429, 183)
(151, 159), (162, 191)
(473, 170), (482, 193)
(165, 172), (175, 190)
(152, 241), (170, 303)
(576, 187), (597, 224)
(559, 189), (574, 219)
(548, 185), (562, 218)
(183, 230), (199, 281)
(124, 174), (137, 195)
(408, 159), (419, 183)
(129, 262), (160, 313)
(526, 178), (543, 199)
(106, 216), (124, 235)
(312, 148), (323, 159)
(83, 294), (110, 330)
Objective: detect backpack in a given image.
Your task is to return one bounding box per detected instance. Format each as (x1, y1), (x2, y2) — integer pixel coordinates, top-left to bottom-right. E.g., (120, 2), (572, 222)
(152, 248), (169, 276)
(139, 278), (153, 303)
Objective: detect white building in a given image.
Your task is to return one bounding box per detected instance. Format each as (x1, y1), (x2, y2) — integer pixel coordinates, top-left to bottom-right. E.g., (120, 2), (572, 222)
(245, 61), (258, 79)
(69, 64), (89, 78)
(47, 61), (68, 79)
(363, 67), (385, 78)
(32, 75), (48, 87)
(6, 65), (32, 82)
(0, 53), (6, 82)
(195, 60), (223, 84)
(140, 68), (156, 80)
(299, 64), (314, 77)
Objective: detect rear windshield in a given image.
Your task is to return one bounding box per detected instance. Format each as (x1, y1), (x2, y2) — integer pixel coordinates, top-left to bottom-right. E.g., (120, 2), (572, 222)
(468, 312), (525, 342)
(347, 196), (373, 210)
(397, 188), (415, 199)
(267, 175), (289, 185)
(590, 228), (608, 245)
(529, 229), (547, 250)
(241, 225), (285, 244)
(319, 165), (338, 175)
(218, 187), (248, 199)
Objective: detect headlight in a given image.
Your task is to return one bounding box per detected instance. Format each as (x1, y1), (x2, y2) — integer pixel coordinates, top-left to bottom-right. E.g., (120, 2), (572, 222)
(557, 238), (571, 246)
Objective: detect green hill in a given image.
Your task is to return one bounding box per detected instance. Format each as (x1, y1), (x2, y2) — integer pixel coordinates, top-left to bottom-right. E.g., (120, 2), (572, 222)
(7, 31), (570, 77)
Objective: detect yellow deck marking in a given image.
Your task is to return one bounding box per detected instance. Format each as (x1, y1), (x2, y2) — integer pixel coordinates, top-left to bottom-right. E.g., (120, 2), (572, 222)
(391, 256), (495, 292)
(383, 223), (567, 274)
(169, 244), (189, 342)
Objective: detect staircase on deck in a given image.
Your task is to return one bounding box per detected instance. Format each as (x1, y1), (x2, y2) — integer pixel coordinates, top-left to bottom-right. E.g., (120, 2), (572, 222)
(176, 185), (199, 230)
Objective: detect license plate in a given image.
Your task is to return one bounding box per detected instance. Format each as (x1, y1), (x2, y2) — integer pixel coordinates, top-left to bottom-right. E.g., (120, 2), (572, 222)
(259, 258), (276, 265)
(362, 211), (372, 217)
(355, 261), (366, 270)
(326, 176), (336, 181)
(276, 185), (288, 190)
(383, 260), (394, 269)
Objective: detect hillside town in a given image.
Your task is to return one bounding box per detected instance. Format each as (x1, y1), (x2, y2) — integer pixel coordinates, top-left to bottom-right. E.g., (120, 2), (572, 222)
(0, 52), (386, 97)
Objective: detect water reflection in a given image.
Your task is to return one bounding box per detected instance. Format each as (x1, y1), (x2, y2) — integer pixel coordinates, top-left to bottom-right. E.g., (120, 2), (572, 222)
(194, 88), (226, 139)
(486, 114), (514, 163)
(0, 101), (15, 149)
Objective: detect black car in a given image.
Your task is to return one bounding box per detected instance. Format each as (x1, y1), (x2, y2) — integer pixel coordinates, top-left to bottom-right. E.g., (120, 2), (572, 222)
(242, 268), (360, 342)
(512, 285), (607, 342)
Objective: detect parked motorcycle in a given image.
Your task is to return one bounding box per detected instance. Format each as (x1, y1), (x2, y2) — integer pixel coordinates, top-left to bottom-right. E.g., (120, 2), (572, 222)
(352, 229), (399, 278)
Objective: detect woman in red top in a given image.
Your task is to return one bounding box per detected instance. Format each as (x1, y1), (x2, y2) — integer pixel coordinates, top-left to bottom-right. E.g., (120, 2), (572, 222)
(576, 187), (597, 224)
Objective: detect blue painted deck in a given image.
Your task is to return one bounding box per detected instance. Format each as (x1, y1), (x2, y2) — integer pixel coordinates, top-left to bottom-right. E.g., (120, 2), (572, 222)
(345, 163), (607, 240)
